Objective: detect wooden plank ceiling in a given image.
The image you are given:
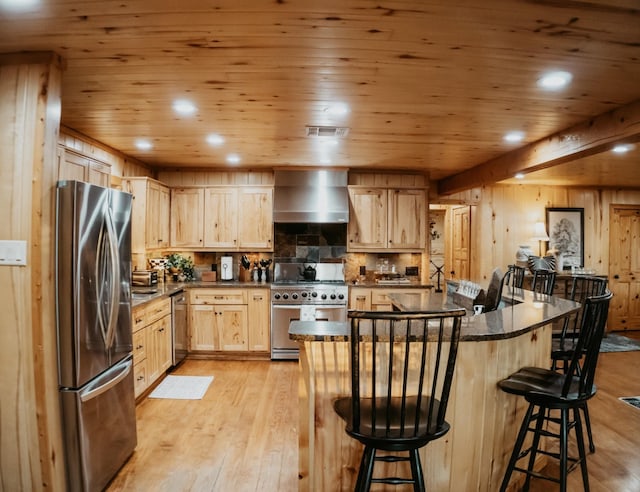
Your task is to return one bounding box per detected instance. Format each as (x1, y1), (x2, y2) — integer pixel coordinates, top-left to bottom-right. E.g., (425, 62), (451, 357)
(0, 0), (639, 191)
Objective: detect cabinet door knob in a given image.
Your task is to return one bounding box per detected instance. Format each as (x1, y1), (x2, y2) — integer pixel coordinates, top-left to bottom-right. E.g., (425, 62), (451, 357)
(614, 274), (620, 279)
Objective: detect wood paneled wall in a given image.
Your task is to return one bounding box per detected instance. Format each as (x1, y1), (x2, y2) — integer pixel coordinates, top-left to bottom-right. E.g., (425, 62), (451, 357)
(157, 169), (274, 186)
(0, 52), (65, 491)
(443, 184), (640, 283)
(59, 126), (153, 180)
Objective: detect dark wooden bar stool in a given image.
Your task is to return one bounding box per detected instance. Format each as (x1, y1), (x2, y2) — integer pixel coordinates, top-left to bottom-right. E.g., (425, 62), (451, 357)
(551, 275), (608, 453)
(333, 309), (465, 492)
(505, 264), (526, 288)
(531, 269), (557, 295)
(498, 291), (613, 492)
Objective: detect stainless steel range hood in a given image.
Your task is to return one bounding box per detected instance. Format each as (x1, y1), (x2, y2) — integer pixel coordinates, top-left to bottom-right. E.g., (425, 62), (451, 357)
(273, 170), (349, 223)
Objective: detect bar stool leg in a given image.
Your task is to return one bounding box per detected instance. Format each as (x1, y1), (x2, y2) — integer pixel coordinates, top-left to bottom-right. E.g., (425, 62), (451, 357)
(409, 449), (425, 492)
(581, 403), (595, 453)
(523, 406), (546, 491)
(559, 408), (570, 492)
(355, 446), (375, 491)
(574, 407), (591, 491)
(500, 403), (535, 492)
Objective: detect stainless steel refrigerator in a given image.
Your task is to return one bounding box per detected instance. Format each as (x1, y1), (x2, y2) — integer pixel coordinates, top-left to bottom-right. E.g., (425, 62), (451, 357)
(56, 180), (137, 492)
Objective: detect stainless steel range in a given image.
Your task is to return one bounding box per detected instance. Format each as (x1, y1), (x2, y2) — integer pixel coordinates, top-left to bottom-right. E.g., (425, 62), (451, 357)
(271, 262), (348, 360)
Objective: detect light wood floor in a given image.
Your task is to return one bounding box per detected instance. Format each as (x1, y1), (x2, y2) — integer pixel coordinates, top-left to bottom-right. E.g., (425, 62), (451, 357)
(107, 332), (640, 492)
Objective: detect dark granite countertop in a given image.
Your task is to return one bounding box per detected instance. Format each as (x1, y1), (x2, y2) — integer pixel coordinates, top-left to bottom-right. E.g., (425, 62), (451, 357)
(289, 287), (580, 343)
(348, 281), (434, 289)
(131, 280), (270, 308)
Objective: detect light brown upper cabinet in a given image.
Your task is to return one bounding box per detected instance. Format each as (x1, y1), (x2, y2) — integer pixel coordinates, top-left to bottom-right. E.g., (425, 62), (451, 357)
(58, 146), (111, 187)
(237, 187), (273, 250)
(171, 188), (205, 247)
(123, 177), (171, 252)
(204, 188), (238, 249)
(171, 186), (273, 251)
(348, 187), (425, 252)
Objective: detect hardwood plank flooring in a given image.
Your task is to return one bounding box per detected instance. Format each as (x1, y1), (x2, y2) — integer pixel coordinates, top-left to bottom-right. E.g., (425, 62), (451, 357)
(107, 332), (640, 492)
(106, 360), (299, 492)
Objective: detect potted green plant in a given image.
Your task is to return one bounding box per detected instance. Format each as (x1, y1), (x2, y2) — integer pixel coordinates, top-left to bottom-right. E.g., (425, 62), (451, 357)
(165, 253), (195, 281)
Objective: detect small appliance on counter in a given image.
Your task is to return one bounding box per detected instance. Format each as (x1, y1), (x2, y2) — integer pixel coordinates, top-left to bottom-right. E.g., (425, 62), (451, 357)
(220, 256), (234, 280)
(132, 269), (158, 287)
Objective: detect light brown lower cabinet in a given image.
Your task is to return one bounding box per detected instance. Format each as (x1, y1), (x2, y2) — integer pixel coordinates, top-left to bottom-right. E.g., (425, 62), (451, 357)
(132, 297), (172, 398)
(189, 288), (270, 354)
(349, 287), (430, 311)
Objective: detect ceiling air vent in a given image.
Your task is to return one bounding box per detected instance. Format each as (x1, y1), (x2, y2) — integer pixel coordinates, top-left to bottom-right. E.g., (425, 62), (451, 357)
(305, 126), (350, 138)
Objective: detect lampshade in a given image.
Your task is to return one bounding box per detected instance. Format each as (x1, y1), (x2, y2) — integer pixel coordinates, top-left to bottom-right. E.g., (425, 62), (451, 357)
(531, 221), (550, 241)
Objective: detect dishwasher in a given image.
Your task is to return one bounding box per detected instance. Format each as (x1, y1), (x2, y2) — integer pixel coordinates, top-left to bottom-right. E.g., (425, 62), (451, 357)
(170, 290), (188, 367)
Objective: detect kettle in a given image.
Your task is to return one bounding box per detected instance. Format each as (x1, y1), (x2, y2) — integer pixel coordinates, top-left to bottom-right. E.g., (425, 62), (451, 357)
(299, 264), (317, 281)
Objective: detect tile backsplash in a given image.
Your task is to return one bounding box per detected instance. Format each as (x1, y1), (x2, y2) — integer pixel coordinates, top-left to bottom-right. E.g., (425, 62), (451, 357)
(274, 223), (347, 261)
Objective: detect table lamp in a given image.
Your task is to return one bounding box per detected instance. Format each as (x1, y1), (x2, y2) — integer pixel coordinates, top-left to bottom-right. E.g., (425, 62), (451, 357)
(531, 221), (550, 256)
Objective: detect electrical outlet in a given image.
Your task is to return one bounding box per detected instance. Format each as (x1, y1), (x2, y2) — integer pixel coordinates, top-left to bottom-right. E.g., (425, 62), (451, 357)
(0, 240), (27, 266)
(405, 266), (419, 276)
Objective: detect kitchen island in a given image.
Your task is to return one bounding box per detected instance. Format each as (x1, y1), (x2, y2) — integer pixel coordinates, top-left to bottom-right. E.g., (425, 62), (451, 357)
(289, 288), (580, 491)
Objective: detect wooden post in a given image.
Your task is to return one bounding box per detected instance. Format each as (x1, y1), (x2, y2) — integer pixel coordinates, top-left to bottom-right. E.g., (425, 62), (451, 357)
(0, 51), (65, 491)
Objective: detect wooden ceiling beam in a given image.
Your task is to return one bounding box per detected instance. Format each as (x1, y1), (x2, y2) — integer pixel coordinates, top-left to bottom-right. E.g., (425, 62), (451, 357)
(437, 99), (640, 195)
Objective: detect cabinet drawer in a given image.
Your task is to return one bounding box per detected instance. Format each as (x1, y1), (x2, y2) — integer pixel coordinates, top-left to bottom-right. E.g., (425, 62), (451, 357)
(133, 359), (148, 398)
(132, 297), (171, 330)
(190, 289), (247, 305)
(132, 329), (146, 364)
(132, 305), (148, 332)
(371, 291), (392, 304)
(145, 298), (171, 324)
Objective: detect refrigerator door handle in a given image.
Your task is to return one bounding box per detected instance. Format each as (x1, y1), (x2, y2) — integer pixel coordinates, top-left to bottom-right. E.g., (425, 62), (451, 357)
(104, 205), (121, 350)
(80, 358), (132, 403)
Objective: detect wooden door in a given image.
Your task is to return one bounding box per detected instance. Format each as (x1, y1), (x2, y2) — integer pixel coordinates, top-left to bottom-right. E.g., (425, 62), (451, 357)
(238, 187), (273, 250)
(217, 305), (248, 351)
(158, 185), (171, 248)
(348, 188), (387, 250)
(609, 205), (640, 331)
(190, 304), (216, 351)
(247, 289), (270, 351)
(349, 288), (372, 310)
(451, 206), (471, 280)
(147, 315), (171, 383)
(204, 187), (238, 248)
(60, 150), (89, 182)
(170, 188), (204, 247)
(388, 189), (425, 250)
(87, 159), (111, 187)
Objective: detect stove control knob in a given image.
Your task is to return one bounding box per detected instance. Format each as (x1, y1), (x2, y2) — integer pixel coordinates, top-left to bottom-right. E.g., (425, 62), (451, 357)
(301, 292), (308, 298)
(321, 294), (327, 300)
(311, 292), (318, 298)
(282, 293), (289, 300)
(330, 294), (336, 300)
(292, 293), (298, 300)
(274, 293), (281, 300)
(338, 294), (345, 300)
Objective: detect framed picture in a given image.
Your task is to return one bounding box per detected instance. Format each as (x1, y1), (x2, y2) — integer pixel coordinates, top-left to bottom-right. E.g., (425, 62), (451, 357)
(546, 207), (584, 269)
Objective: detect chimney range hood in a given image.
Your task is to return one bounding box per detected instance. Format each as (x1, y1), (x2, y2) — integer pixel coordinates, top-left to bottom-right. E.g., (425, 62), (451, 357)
(273, 170), (349, 223)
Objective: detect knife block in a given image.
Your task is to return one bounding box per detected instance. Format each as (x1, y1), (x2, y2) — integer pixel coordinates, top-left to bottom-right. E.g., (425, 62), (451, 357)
(239, 269), (252, 282)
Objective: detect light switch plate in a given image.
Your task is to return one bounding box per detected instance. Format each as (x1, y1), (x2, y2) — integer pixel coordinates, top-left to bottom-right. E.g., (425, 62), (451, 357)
(0, 240), (27, 266)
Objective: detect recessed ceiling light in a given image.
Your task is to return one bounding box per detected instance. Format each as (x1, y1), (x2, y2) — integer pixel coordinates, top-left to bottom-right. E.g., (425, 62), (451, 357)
(537, 71), (573, 90)
(612, 144), (634, 154)
(514, 173), (526, 179)
(0, 0), (39, 11)
(172, 99), (197, 116)
(226, 154), (241, 165)
(206, 133), (225, 146)
(135, 139), (153, 151)
(504, 131), (525, 143)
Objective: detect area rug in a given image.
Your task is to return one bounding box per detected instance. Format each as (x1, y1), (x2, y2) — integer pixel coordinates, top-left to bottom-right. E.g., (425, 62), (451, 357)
(149, 375), (214, 400)
(619, 397), (640, 410)
(599, 333), (640, 353)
